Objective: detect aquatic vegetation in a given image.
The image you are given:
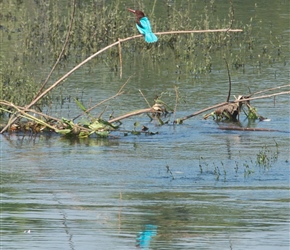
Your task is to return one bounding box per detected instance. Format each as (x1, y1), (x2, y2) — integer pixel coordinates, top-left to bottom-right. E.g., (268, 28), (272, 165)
(244, 162), (255, 177)
(0, 60), (48, 109)
(0, 0), (278, 87)
(256, 143), (279, 168)
(213, 164), (220, 181)
(166, 165), (175, 180)
(162, 142), (279, 182)
(195, 143), (280, 181)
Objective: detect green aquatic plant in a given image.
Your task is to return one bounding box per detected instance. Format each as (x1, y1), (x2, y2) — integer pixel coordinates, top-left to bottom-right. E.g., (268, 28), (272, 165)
(247, 107), (259, 120)
(256, 143), (279, 168)
(199, 157), (204, 173)
(256, 146), (270, 167)
(243, 162), (255, 177)
(213, 164), (220, 181)
(221, 161), (227, 182)
(166, 165), (175, 180)
(1, 0), (250, 76)
(0, 60), (48, 108)
(234, 161), (239, 176)
(197, 145), (281, 181)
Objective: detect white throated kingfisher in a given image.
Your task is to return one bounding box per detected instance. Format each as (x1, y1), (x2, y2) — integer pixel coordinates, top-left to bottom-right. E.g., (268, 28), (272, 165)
(128, 8), (158, 43)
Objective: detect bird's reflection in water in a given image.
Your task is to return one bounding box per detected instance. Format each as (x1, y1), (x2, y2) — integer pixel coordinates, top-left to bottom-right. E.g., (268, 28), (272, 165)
(136, 224), (157, 249)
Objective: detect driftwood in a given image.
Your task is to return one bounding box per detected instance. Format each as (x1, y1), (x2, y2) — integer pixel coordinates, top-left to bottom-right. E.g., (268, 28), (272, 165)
(174, 90), (290, 124)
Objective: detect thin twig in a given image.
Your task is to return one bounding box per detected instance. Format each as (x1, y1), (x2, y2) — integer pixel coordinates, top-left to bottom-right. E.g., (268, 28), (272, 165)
(173, 86), (179, 120)
(139, 89), (151, 108)
(151, 0), (157, 17)
(72, 76), (131, 121)
(235, 91), (290, 103)
(0, 101), (62, 123)
(229, 0), (235, 29)
(108, 108), (155, 123)
(118, 38), (123, 79)
(251, 84), (290, 96)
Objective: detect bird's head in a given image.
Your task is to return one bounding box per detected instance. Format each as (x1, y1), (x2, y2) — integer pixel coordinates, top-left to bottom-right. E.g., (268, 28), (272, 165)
(128, 8), (145, 19)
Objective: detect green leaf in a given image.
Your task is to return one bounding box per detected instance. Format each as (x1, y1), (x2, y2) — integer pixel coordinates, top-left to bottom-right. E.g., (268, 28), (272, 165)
(89, 119), (118, 131)
(96, 131), (109, 137)
(55, 129), (72, 135)
(248, 107), (259, 120)
(75, 98), (87, 112)
(89, 120), (105, 131)
(62, 118), (75, 128)
(133, 121), (140, 128)
(78, 131), (90, 138)
(98, 119), (119, 129)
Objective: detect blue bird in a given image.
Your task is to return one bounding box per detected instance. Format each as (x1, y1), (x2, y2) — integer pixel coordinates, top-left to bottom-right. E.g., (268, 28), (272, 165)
(128, 8), (158, 43)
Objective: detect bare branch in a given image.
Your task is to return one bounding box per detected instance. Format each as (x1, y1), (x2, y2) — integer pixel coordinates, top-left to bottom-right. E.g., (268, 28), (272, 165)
(0, 28), (243, 134)
(251, 84), (290, 96)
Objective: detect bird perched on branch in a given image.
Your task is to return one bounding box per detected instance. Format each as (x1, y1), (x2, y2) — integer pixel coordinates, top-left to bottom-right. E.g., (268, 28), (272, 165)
(127, 8), (158, 43)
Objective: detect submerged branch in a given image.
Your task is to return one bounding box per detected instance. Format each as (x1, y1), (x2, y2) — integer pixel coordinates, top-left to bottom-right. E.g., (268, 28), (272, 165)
(218, 126), (279, 132)
(108, 108), (156, 123)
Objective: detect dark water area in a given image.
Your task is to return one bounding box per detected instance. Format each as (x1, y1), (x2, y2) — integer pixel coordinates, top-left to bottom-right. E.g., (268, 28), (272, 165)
(1, 0), (290, 249)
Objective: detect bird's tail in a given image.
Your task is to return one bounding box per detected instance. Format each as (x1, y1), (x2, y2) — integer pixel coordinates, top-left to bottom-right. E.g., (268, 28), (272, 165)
(144, 32), (158, 43)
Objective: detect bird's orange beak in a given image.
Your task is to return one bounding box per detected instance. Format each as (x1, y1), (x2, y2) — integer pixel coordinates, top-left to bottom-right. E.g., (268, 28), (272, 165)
(127, 8), (136, 14)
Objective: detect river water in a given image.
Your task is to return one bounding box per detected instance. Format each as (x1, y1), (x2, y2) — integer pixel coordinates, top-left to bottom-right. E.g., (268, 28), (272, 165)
(1, 0), (290, 249)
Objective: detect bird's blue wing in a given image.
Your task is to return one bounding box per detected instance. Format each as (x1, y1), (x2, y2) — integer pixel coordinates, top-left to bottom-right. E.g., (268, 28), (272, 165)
(136, 17), (152, 34)
(136, 17), (158, 43)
